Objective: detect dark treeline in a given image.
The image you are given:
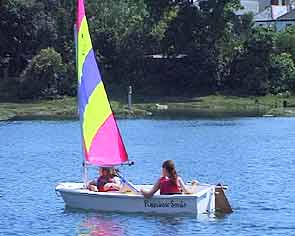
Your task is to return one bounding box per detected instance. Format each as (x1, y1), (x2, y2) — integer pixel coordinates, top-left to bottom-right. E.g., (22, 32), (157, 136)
(1, 0), (295, 100)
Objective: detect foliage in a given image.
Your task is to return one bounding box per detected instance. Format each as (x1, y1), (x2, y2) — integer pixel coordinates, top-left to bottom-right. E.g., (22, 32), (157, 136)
(84, 0), (148, 96)
(19, 48), (66, 99)
(269, 53), (295, 93)
(228, 28), (275, 95)
(0, 0), (57, 75)
(275, 26), (295, 60)
(159, 0), (241, 94)
(1, 0), (295, 100)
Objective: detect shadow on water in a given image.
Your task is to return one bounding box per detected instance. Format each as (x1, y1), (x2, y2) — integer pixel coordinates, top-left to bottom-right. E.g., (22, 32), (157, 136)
(186, 120), (241, 127)
(151, 110), (265, 119)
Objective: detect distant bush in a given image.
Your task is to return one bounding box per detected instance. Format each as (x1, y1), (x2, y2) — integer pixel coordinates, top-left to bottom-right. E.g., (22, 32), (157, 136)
(269, 53), (295, 94)
(58, 62), (77, 97)
(0, 77), (19, 101)
(19, 48), (66, 99)
(228, 28), (275, 95)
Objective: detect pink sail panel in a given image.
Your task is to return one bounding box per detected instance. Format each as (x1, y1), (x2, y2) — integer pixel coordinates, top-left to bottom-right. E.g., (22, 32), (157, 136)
(77, 0), (128, 166)
(76, 0), (85, 30)
(87, 114), (128, 166)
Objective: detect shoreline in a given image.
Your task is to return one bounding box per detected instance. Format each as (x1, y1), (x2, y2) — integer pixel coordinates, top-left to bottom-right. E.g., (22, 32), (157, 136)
(1, 95), (295, 121)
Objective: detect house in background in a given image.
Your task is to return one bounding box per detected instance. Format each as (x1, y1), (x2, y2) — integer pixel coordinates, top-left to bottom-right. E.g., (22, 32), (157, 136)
(236, 0), (295, 31)
(254, 0), (288, 21)
(276, 9), (295, 30)
(236, 0), (260, 15)
(193, 0), (295, 31)
(253, 0), (295, 31)
(259, 0), (273, 11)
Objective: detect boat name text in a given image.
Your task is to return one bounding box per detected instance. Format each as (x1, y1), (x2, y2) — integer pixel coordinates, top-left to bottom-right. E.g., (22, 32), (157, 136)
(144, 200), (186, 208)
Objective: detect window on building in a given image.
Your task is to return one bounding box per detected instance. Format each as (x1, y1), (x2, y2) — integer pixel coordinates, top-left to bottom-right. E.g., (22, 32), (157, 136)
(282, 0), (286, 5)
(271, 0), (279, 5)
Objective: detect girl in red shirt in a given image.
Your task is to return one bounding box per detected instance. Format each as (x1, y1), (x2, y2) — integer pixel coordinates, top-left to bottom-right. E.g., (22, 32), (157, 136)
(141, 160), (197, 197)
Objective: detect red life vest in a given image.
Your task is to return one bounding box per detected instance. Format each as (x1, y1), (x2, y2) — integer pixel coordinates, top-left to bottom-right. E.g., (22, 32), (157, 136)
(96, 176), (118, 192)
(160, 176), (181, 195)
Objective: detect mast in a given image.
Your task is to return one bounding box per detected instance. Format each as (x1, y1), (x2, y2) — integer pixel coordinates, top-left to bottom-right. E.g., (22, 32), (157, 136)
(74, 22), (88, 187)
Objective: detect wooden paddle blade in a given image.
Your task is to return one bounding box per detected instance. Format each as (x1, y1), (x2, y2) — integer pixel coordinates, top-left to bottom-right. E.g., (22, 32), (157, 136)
(215, 185), (233, 214)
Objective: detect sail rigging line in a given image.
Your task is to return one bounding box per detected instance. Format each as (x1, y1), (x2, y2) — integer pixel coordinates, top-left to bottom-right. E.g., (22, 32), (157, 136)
(75, 22), (89, 187)
(117, 173), (140, 193)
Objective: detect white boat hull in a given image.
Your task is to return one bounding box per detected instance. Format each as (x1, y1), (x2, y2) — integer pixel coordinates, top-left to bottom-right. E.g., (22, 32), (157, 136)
(56, 182), (216, 214)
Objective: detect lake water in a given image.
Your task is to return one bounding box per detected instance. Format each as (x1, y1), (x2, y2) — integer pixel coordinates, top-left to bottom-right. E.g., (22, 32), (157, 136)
(1, 118), (295, 236)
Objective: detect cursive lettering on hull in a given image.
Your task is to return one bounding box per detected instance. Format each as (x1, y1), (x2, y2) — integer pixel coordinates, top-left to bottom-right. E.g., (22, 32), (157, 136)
(144, 200), (187, 208)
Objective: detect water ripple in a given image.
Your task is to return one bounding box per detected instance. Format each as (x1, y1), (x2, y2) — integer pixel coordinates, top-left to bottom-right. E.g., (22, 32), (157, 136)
(1, 118), (295, 235)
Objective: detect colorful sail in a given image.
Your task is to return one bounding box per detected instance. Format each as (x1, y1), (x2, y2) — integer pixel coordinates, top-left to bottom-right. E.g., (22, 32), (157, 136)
(76, 0), (128, 166)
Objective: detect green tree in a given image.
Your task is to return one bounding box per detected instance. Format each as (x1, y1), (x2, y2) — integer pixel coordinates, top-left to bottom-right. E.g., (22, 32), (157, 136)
(19, 48), (66, 99)
(229, 28), (275, 95)
(159, 0), (241, 94)
(275, 26), (295, 61)
(0, 0), (57, 76)
(269, 53), (295, 94)
(84, 0), (148, 96)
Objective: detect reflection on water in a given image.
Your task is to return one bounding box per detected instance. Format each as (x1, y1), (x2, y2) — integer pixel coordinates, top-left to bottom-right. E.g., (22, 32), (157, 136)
(78, 215), (125, 236)
(76, 212), (218, 236)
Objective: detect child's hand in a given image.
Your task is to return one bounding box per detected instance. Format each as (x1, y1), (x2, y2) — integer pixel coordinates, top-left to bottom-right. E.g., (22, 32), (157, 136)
(88, 185), (98, 191)
(140, 189), (150, 198)
(104, 183), (113, 190)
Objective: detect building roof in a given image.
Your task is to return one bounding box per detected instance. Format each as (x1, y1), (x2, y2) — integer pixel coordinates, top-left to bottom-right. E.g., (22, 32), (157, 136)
(254, 6), (273, 21)
(254, 5), (293, 22)
(236, 0), (259, 15)
(277, 8), (295, 20)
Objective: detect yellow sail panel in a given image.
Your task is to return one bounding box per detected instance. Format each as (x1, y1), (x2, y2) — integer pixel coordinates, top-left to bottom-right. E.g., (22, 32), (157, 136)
(77, 16), (92, 83)
(83, 82), (112, 152)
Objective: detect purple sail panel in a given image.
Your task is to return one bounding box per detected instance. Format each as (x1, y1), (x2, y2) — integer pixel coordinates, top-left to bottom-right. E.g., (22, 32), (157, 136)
(79, 49), (102, 119)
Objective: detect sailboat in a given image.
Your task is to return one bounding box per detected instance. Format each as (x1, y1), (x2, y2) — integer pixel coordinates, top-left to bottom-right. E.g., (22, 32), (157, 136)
(55, 0), (232, 215)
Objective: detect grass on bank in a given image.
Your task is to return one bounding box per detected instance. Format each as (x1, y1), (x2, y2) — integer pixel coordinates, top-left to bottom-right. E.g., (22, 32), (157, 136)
(1, 95), (295, 121)
(0, 96), (149, 120)
(134, 95), (295, 117)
